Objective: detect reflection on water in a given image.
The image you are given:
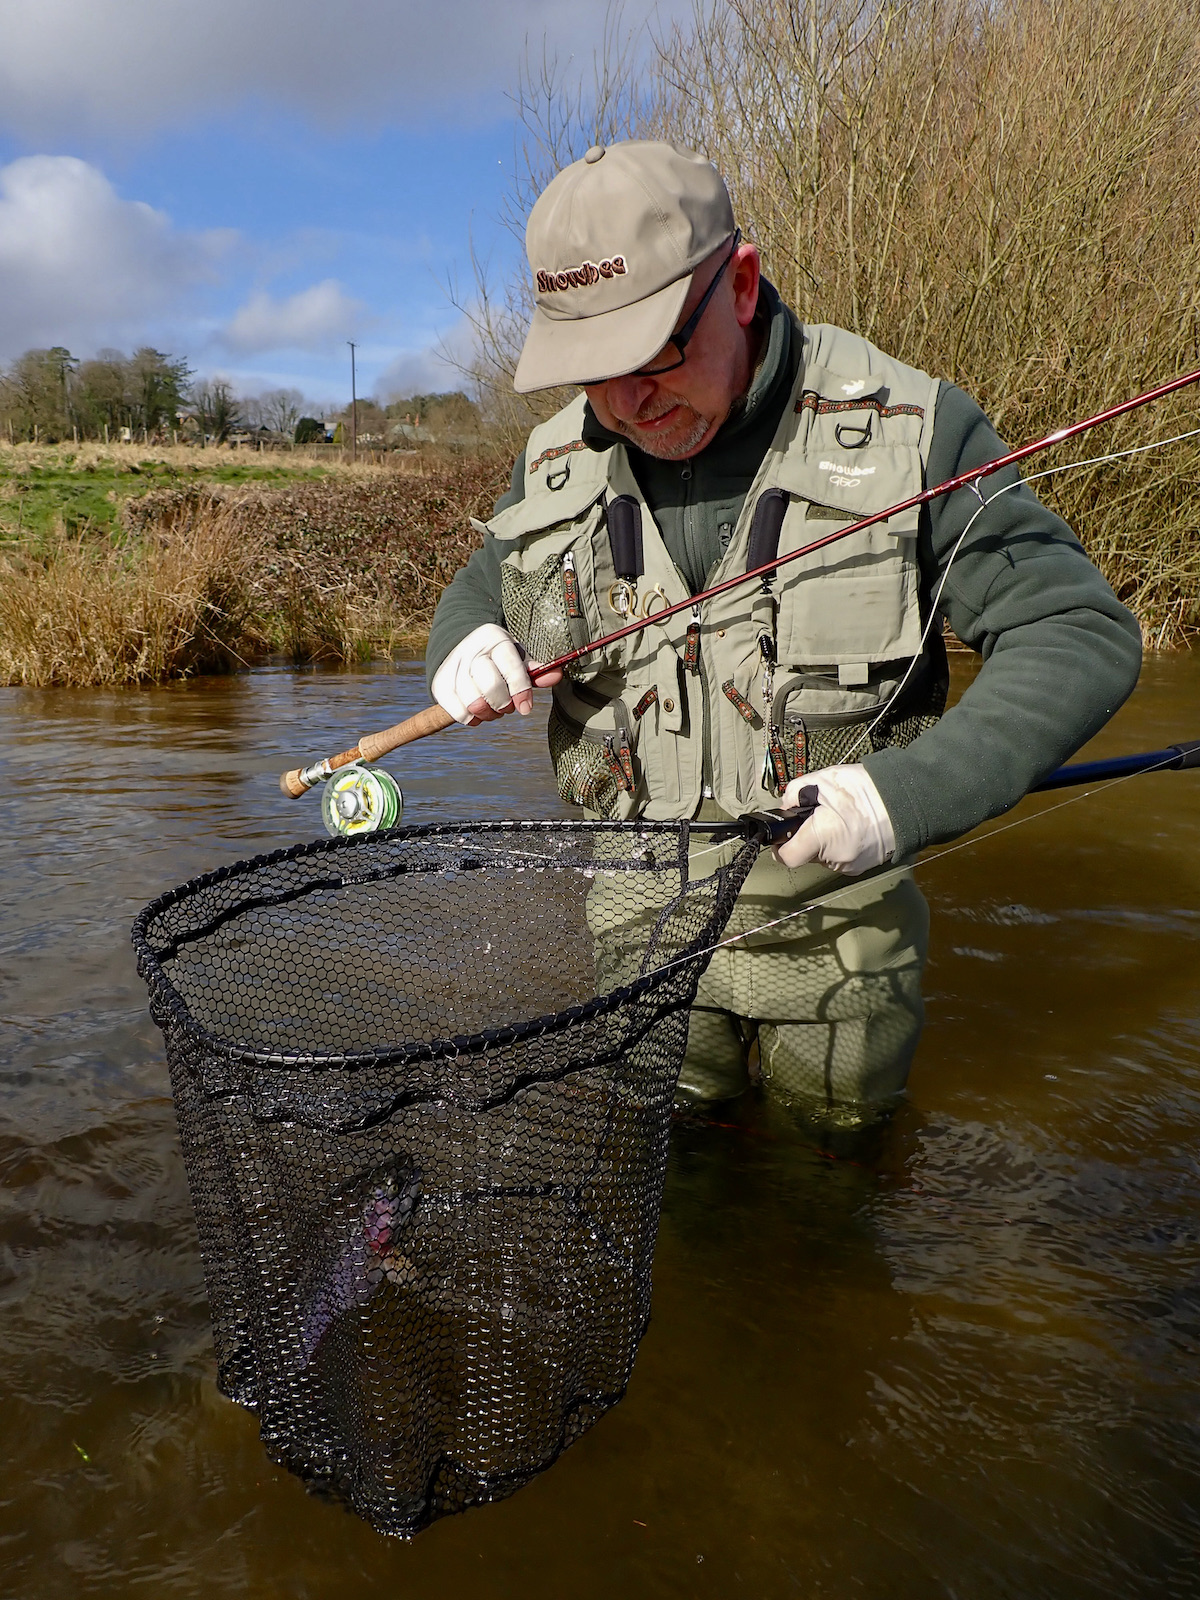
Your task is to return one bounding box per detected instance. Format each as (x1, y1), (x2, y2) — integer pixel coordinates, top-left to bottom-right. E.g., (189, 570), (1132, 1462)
(1, 654), (1198, 1597)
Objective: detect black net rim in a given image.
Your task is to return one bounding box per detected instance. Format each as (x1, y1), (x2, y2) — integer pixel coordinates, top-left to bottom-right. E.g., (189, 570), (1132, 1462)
(131, 818), (751, 1075)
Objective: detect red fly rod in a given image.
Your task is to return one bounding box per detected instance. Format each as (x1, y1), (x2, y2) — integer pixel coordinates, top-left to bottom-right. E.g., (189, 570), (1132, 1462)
(280, 364), (1200, 799)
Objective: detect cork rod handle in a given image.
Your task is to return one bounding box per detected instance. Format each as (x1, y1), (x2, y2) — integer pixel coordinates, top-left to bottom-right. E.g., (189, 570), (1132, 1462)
(279, 703), (456, 797)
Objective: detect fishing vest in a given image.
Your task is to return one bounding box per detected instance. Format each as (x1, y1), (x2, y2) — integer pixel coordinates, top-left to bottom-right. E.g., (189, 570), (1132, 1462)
(486, 322), (947, 822)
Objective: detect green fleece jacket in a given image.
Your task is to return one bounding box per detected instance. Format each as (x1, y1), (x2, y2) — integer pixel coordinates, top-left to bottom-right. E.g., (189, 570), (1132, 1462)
(425, 282), (1141, 858)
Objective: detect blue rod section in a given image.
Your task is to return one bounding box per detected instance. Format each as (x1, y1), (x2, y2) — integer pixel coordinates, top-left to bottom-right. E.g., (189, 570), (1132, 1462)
(1032, 740), (1200, 791)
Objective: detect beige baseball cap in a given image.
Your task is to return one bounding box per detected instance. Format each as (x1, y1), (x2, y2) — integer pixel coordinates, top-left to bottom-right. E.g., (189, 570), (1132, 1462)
(513, 140), (735, 394)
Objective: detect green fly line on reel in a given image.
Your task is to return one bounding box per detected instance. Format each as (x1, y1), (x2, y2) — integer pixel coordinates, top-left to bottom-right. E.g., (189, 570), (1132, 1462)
(319, 762), (403, 837)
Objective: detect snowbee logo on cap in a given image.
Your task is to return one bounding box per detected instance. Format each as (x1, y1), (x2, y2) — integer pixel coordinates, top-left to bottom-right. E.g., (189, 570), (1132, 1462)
(536, 256), (628, 294)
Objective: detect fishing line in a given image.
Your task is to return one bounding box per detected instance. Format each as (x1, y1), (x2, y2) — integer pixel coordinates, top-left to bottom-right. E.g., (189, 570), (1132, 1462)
(656, 746), (1189, 980)
(841, 422), (1200, 765)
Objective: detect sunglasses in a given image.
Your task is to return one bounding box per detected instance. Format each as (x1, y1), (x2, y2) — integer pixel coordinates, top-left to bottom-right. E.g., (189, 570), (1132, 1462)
(579, 229), (743, 386)
(635, 229), (742, 377)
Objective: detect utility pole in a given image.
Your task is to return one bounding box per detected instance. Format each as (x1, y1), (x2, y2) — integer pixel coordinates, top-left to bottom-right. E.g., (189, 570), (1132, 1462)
(348, 341), (358, 463)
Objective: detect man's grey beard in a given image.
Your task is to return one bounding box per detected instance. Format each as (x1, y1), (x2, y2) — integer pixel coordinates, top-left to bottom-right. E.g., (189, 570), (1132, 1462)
(613, 401), (714, 460)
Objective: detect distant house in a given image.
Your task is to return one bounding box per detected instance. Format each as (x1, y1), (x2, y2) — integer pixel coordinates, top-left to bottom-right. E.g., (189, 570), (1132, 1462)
(228, 425), (284, 450)
(388, 421), (434, 445)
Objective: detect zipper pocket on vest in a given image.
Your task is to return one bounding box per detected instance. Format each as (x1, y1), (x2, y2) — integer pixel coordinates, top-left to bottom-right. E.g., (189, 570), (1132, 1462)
(550, 698), (640, 798)
(783, 704), (877, 726)
(560, 548), (593, 650)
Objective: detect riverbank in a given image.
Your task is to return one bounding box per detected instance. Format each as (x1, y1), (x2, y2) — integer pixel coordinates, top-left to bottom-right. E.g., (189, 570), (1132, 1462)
(0, 439), (1194, 687)
(0, 443), (506, 687)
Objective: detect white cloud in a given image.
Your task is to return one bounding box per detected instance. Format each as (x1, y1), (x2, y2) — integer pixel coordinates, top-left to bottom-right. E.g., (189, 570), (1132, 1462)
(0, 0), (678, 140)
(0, 155), (226, 360)
(375, 315), (478, 398)
(220, 280), (364, 355)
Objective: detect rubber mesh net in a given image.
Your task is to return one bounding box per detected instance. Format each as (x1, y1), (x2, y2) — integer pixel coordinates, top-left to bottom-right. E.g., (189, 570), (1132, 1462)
(132, 819), (761, 1536)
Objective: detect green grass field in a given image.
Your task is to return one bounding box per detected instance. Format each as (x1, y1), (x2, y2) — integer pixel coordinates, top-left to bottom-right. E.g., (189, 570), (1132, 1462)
(0, 441), (505, 686)
(0, 444), (334, 542)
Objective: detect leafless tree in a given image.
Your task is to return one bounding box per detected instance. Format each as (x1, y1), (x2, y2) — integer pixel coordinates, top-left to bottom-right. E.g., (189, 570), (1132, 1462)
(462, 0), (1200, 640)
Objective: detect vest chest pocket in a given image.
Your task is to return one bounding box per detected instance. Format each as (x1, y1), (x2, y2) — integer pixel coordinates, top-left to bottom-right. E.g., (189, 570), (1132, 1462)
(500, 542), (595, 669)
(767, 666), (947, 783)
(626, 651), (689, 810)
(771, 443), (925, 668)
(547, 693), (643, 820)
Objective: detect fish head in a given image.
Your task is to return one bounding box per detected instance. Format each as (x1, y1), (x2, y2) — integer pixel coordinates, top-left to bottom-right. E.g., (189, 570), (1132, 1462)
(358, 1157), (422, 1255)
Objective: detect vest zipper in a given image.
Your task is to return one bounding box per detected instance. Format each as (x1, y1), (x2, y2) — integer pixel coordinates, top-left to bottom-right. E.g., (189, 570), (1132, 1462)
(683, 604), (702, 674)
(699, 651), (714, 800)
(677, 464), (717, 802)
(561, 549), (582, 617)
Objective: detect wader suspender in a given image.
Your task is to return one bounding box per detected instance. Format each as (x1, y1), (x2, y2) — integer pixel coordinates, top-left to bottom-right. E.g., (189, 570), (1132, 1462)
(602, 495), (645, 792)
(745, 489), (789, 793)
(606, 495), (644, 620)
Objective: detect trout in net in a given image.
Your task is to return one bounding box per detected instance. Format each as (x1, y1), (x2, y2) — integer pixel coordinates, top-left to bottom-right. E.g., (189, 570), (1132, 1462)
(132, 812), (801, 1536)
(299, 1156), (424, 1367)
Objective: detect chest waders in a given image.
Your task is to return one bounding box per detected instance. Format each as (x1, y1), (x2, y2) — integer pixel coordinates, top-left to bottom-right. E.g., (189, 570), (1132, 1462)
(491, 324), (944, 1120)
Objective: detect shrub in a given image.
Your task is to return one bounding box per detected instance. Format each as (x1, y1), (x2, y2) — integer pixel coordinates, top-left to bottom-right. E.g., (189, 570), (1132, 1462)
(470, 0), (1200, 643)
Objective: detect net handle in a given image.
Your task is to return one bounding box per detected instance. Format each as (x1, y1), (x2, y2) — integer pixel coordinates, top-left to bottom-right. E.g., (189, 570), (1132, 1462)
(280, 703), (455, 796)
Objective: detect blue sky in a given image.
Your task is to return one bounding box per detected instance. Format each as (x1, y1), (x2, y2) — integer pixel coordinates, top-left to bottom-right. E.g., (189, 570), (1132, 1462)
(0, 0), (674, 410)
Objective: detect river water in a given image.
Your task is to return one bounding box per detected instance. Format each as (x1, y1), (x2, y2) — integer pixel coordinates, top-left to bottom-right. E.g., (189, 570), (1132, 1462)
(1, 653), (1198, 1599)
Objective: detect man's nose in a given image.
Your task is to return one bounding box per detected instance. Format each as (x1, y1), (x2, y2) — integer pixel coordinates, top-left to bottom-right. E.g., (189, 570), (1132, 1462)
(605, 374), (659, 420)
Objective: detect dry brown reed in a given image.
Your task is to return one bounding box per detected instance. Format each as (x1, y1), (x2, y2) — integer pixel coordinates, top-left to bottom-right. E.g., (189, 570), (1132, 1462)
(0, 507), (266, 688)
(469, 0), (1200, 644)
(0, 437), (448, 480)
(0, 453), (509, 687)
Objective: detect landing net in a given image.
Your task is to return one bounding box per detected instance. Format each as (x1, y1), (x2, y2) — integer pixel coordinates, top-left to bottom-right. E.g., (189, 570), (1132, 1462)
(132, 820), (761, 1536)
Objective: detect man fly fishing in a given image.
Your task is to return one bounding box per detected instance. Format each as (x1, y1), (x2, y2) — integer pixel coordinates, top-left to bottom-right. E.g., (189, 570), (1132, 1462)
(425, 140), (1141, 1122)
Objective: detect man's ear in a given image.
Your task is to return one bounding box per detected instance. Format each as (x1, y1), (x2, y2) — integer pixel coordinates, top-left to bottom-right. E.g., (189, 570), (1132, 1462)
(731, 243), (761, 329)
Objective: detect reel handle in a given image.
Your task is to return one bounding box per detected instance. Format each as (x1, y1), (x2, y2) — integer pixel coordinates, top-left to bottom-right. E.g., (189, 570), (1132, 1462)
(280, 703), (455, 797)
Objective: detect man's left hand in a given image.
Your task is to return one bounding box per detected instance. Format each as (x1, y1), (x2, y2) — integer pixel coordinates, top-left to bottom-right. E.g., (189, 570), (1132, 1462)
(773, 765), (896, 875)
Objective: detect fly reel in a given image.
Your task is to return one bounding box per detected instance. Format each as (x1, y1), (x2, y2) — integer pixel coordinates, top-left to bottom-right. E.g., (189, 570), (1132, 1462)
(319, 762), (403, 838)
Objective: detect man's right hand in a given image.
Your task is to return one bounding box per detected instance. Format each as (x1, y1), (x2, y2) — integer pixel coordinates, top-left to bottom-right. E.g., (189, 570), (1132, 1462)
(431, 624), (561, 725)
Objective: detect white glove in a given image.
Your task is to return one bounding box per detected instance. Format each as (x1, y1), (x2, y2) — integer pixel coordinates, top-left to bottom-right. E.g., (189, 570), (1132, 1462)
(431, 624), (533, 725)
(773, 764), (896, 876)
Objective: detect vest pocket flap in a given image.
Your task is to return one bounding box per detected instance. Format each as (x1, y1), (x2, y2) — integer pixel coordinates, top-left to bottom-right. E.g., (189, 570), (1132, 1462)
(798, 364), (891, 405)
(775, 565), (923, 665)
(773, 443), (923, 519)
(795, 364), (929, 442)
(488, 482), (605, 542)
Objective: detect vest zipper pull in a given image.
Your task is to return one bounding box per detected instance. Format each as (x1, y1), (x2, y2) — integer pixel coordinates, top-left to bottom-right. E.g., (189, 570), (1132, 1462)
(758, 632), (776, 707)
(758, 635), (777, 791)
(763, 723), (789, 796)
(603, 730), (636, 794)
(562, 549), (582, 618)
(684, 605), (702, 674)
